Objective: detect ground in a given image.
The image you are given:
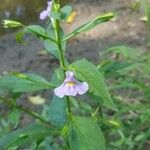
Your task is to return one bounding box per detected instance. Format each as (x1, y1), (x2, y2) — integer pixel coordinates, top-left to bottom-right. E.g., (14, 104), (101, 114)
(0, 0), (147, 75)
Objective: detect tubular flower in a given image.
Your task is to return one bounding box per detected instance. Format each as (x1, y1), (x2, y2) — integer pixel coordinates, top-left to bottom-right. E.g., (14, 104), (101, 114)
(54, 71), (89, 98)
(39, 1), (52, 20)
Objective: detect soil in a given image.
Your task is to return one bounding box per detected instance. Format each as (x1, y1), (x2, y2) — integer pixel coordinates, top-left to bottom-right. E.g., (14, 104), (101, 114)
(0, 0), (147, 76)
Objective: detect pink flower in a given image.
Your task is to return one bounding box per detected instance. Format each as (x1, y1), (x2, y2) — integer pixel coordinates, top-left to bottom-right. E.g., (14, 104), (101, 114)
(54, 71), (89, 98)
(39, 1), (52, 20)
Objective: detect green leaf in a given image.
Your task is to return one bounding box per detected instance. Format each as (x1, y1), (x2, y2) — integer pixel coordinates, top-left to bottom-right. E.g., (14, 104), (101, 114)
(69, 59), (117, 111)
(15, 31), (26, 44)
(48, 68), (67, 127)
(103, 46), (139, 60)
(48, 96), (67, 127)
(25, 25), (47, 38)
(60, 5), (73, 21)
(24, 25), (57, 43)
(68, 116), (105, 150)
(64, 13), (115, 41)
(0, 73), (54, 93)
(99, 61), (132, 75)
(0, 123), (59, 149)
(50, 5), (72, 21)
(8, 108), (20, 128)
(44, 24), (66, 59)
(50, 67), (65, 86)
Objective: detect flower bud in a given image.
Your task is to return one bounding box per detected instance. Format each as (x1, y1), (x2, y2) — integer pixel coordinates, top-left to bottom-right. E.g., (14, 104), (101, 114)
(2, 20), (22, 28)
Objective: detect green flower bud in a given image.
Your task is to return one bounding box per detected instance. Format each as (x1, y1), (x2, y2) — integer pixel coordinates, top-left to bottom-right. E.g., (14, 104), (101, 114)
(2, 20), (23, 28)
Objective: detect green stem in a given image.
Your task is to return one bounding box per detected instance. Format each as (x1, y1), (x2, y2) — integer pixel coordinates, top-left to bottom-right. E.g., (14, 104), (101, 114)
(51, 10), (71, 114)
(0, 96), (55, 128)
(51, 18), (66, 70)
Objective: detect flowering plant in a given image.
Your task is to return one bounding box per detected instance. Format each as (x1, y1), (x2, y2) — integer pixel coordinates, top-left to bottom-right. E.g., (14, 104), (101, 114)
(0, 0), (118, 149)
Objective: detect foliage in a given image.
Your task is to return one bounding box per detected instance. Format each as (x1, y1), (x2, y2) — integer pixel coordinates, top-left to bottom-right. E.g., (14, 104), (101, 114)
(0, 0), (149, 149)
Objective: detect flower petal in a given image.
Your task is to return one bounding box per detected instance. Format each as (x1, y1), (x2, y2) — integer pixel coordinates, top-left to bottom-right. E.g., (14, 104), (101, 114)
(39, 10), (49, 20)
(64, 86), (77, 96)
(76, 82), (89, 95)
(54, 84), (66, 98)
(47, 1), (52, 10)
(65, 71), (76, 82)
(54, 71), (89, 98)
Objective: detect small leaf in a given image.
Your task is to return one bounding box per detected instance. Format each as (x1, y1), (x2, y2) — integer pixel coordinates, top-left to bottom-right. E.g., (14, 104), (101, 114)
(15, 31), (26, 44)
(68, 116), (105, 150)
(69, 59), (117, 111)
(60, 5), (73, 21)
(8, 109), (20, 128)
(64, 13), (115, 41)
(0, 124), (59, 149)
(0, 73), (54, 93)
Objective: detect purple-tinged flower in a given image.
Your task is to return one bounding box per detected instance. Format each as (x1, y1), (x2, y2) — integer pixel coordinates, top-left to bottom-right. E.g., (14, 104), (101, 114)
(39, 1), (52, 20)
(54, 71), (89, 98)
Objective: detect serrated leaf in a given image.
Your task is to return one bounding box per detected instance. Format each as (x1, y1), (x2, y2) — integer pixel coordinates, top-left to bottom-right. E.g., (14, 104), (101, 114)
(0, 73), (54, 93)
(69, 59), (117, 111)
(0, 123), (59, 149)
(64, 13), (115, 41)
(68, 116), (105, 150)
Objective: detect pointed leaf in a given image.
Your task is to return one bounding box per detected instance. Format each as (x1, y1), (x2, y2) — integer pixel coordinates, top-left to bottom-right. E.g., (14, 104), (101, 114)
(0, 73), (54, 93)
(64, 13), (115, 41)
(60, 5), (73, 21)
(69, 60), (117, 111)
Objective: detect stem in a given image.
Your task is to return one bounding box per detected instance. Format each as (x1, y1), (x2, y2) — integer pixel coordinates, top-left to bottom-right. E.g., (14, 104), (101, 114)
(52, 18), (66, 70)
(51, 7), (71, 113)
(0, 96), (55, 128)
